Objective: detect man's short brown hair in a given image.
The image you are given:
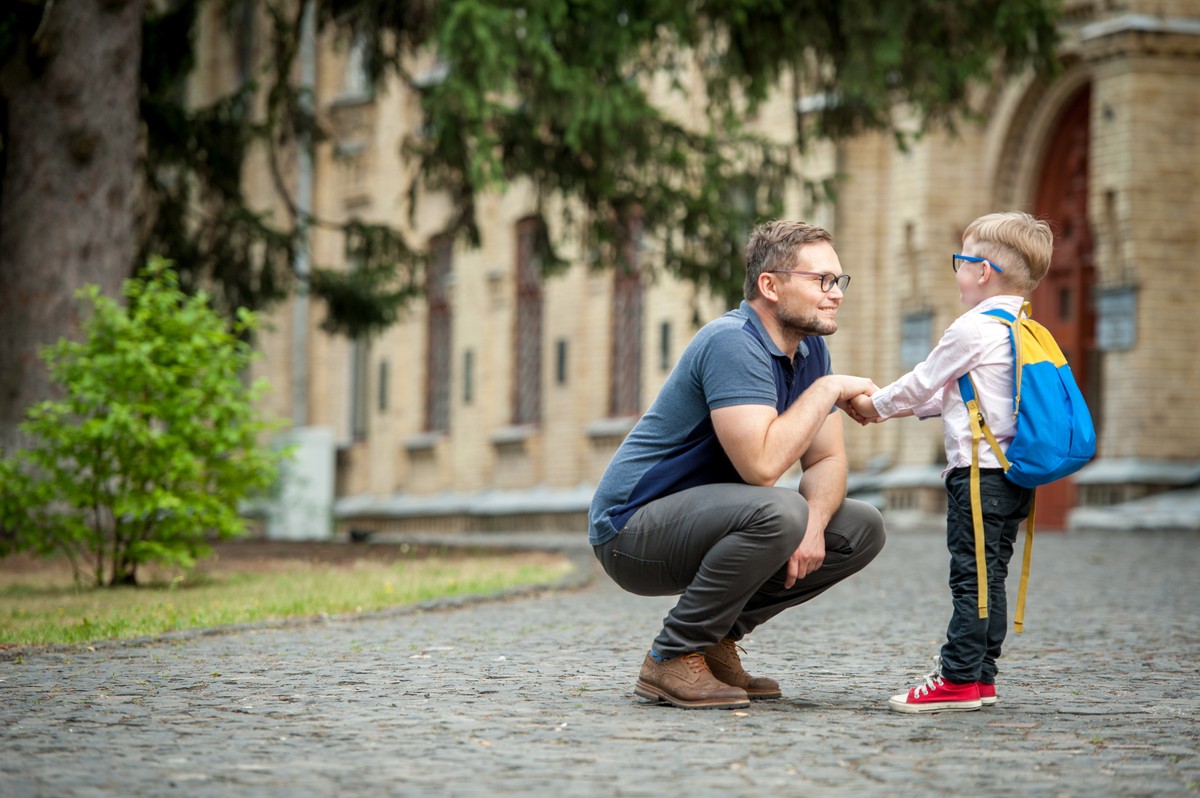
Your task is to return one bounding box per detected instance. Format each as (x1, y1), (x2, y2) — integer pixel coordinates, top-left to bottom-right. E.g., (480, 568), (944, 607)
(744, 220), (834, 301)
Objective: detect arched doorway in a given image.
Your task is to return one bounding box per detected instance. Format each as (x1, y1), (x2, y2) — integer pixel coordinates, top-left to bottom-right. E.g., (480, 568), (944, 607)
(1031, 86), (1098, 529)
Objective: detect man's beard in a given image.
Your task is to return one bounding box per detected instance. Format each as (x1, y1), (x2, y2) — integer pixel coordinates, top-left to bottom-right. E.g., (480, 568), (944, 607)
(778, 305), (837, 337)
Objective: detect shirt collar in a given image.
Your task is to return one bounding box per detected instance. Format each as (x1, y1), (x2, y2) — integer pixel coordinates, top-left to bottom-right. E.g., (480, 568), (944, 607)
(738, 300), (810, 360)
(976, 295), (1026, 314)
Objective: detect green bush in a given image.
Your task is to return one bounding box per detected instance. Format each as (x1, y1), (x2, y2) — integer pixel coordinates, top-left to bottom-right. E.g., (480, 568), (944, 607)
(0, 259), (287, 586)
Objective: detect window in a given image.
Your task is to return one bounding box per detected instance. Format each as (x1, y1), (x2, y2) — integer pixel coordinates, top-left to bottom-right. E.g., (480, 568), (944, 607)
(1096, 285), (1136, 351)
(463, 349), (475, 405)
(350, 336), (369, 440)
(610, 212), (644, 416)
(232, 0), (257, 85)
(1058, 287), (1074, 321)
(659, 321), (672, 372)
(513, 219), (543, 424)
(555, 339), (569, 386)
(900, 311), (934, 369)
(425, 236), (453, 432)
(377, 359), (389, 412)
(341, 34), (372, 100)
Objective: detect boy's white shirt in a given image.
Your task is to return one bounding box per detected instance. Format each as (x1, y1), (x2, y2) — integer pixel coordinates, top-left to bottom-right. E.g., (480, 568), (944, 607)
(871, 295), (1026, 477)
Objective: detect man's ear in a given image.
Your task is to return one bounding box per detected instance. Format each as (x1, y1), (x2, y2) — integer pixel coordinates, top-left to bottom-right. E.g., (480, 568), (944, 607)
(758, 272), (781, 302)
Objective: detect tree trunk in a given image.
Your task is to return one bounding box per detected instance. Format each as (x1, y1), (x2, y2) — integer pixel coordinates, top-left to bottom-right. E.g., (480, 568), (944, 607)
(0, 0), (145, 452)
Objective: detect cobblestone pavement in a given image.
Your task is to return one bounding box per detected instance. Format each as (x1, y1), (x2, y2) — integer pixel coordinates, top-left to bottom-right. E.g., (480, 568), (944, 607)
(1, 527), (1197, 797)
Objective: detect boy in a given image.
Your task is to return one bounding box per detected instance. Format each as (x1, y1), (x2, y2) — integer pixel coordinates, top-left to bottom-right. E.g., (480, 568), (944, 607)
(850, 211), (1054, 713)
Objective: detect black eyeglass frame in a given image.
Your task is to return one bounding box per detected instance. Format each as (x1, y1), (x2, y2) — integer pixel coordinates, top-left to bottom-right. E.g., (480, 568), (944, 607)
(766, 270), (851, 293)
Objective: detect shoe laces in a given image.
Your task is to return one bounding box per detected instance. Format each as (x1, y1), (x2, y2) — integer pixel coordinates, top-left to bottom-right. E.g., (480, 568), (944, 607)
(679, 652), (711, 673)
(713, 638), (745, 662)
(912, 657), (946, 697)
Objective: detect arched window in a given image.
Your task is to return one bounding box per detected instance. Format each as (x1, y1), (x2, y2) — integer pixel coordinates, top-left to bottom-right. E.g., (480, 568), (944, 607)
(425, 236), (453, 433)
(513, 218), (543, 425)
(610, 212), (643, 417)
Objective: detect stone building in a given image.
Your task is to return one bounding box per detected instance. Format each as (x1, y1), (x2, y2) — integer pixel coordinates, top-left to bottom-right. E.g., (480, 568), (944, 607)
(194, 1), (1200, 538)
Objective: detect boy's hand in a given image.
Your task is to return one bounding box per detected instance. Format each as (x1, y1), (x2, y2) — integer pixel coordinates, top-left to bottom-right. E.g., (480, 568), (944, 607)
(849, 393), (880, 424)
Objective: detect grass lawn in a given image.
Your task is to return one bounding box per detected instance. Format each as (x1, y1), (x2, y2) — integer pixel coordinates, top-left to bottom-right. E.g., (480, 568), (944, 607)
(0, 540), (576, 649)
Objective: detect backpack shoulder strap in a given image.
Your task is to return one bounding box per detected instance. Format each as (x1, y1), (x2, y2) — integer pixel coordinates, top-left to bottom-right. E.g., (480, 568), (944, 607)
(981, 304), (1024, 416)
(981, 307), (1017, 324)
(957, 308), (1021, 626)
(964, 301), (1039, 632)
(960, 375), (991, 621)
(1014, 492), (1036, 633)
(957, 374), (1009, 469)
(958, 372), (1035, 631)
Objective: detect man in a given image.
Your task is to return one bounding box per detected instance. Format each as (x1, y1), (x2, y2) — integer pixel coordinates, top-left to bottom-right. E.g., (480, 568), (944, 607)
(588, 219), (886, 710)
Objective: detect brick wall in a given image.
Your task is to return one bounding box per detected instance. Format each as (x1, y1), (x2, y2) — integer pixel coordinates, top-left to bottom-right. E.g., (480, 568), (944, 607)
(196, 2), (1200, 522)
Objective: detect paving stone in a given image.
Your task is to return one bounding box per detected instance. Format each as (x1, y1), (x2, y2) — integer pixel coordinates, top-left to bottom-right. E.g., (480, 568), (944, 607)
(1, 528), (1197, 796)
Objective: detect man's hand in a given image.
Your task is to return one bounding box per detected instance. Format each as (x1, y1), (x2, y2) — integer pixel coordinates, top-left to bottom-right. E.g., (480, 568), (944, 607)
(785, 527), (826, 588)
(830, 376), (878, 426)
(827, 375), (878, 404)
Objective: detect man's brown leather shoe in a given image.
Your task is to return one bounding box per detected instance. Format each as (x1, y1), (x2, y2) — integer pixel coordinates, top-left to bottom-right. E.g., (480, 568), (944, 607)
(704, 638), (782, 700)
(634, 652), (750, 709)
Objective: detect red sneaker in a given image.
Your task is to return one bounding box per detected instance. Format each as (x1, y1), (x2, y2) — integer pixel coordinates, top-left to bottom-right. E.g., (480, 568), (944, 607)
(889, 659), (982, 713)
(977, 682), (997, 707)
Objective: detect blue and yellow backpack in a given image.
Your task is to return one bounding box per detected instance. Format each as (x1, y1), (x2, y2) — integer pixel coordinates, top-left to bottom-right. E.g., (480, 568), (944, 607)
(957, 301), (1097, 632)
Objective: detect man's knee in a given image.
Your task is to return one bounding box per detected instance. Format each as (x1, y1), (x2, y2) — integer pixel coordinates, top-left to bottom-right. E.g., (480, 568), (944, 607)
(749, 489), (809, 557)
(839, 499), (887, 563)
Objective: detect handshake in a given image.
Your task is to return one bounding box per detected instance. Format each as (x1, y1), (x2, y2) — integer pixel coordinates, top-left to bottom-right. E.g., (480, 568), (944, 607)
(829, 375), (882, 427)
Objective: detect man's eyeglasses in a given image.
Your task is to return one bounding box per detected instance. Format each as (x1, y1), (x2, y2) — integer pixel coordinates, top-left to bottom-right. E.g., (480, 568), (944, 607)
(767, 270), (851, 293)
(952, 254), (1004, 274)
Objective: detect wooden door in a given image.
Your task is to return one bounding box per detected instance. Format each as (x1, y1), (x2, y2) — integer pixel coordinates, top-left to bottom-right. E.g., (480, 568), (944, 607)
(1030, 86), (1098, 529)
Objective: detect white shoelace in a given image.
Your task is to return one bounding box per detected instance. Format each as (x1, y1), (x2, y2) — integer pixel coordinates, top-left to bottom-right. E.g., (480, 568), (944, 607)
(911, 657), (946, 697)
(912, 671), (945, 697)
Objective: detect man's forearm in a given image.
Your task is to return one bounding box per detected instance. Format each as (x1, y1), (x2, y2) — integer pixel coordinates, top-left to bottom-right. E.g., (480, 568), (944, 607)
(797, 454), (848, 530)
(712, 375), (873, 488)
(757, 381), (843, 484)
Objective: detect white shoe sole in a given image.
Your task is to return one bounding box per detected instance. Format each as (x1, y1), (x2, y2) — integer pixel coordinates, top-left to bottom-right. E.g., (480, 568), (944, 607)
(888, 695), (982, 713)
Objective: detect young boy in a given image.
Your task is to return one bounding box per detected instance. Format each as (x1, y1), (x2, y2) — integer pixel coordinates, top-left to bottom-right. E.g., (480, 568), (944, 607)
(850, 211), (1054, 713)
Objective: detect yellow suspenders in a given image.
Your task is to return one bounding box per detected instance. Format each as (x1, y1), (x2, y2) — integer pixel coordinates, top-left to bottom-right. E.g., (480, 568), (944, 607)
(963, 376), (1036, 633)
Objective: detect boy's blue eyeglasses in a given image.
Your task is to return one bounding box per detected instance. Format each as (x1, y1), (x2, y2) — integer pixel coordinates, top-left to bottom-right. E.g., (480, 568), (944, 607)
(952, 254), (1004, 274)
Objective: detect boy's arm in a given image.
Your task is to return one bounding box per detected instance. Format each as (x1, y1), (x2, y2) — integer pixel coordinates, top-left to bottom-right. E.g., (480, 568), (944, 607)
(872, 320), (980, 419)
(845, 392), (915, 425)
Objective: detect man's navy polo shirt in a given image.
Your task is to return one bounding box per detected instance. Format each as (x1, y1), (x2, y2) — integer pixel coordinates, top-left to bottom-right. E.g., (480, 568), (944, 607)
(588, 301), (832, 547)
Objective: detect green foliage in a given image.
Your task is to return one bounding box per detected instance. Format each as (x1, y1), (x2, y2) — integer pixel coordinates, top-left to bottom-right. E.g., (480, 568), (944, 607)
(0, 260), (287, 587)
(140, 1), (297, 325)
(5, 1), (1064, 325)
(307, 221), (426, 336)
(129, 0), (1064, 317)
(374, 0), (1062, 304)
(405, 0), (792, 303)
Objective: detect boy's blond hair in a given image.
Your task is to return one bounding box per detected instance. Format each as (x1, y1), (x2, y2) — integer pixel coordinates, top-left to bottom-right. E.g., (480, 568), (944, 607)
(963, 212), (1054, 295)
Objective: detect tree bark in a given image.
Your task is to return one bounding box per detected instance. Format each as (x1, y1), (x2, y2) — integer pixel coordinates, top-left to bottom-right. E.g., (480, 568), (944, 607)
(0, 0), (145, 451)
